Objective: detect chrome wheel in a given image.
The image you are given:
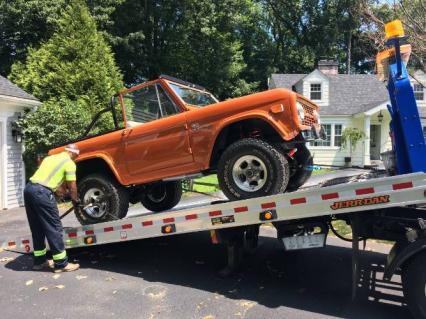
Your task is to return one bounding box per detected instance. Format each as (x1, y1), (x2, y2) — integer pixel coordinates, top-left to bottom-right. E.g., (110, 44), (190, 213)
(232, 155), (268, 192)
(83, 187), (107, 218)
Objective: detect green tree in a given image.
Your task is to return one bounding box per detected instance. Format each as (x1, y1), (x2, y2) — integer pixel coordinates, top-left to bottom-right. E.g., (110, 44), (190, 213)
(9, 0), (123, 175)
(109, 0), (258, 99)
(0, 0), (123, 76)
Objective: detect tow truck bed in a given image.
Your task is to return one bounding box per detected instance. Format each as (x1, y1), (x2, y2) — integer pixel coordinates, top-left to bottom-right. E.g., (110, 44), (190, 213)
(2, 172), (425, 252)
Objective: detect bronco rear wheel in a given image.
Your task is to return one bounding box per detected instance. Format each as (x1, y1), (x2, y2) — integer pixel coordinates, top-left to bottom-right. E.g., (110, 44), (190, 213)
(141, 181), (182, 212)
(76, 174), (129, 225)
(218, 138), (289, 200)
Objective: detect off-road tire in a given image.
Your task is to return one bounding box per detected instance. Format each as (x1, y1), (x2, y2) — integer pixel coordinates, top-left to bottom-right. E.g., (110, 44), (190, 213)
(402, 251), (426, 319)
(76, 174), (129, 225)
(218, 138), (290, 200)
(141, 181), (182, 212)
(287, 144), (313, 192)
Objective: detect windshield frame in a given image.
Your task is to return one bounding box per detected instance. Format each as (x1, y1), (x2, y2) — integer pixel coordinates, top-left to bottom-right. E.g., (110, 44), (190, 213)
(165, 80), (218, 107)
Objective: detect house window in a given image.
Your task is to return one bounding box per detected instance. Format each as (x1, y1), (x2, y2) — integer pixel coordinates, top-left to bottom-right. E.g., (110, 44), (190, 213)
(414, 84), (424, 101)
(334, 124), (342, 147)
(313, 124), (331, 146)
(423, 126), (426, 139)
(311, 124), (343, 147)
(310, 83), (322, 100)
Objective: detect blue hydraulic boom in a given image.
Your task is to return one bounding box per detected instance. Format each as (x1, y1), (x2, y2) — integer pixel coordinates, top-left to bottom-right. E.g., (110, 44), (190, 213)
(383, 20), (426, 174)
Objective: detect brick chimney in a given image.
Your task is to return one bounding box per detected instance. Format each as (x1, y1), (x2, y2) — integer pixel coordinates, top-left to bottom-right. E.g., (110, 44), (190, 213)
(318, 60), (339, 75)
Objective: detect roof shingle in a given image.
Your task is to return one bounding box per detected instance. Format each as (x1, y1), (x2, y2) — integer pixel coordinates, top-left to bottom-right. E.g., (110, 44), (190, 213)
(0, 75), (38, 101)
(270, 72), (389, 115)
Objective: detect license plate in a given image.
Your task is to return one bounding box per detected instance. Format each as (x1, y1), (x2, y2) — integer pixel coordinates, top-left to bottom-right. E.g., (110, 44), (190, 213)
(282, 234), (325, 250)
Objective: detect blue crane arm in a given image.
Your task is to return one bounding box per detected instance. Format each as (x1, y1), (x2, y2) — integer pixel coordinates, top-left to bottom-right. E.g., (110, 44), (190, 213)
(386, 37), (426, 174)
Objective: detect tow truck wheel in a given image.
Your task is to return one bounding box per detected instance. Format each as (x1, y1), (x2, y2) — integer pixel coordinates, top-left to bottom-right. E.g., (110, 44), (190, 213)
(141, 181), (182, 212)
(76, 174), (129, 225)
(402, 250), (426, 319)
(287, 145), (313, 192)
(218, 138), (289, 200)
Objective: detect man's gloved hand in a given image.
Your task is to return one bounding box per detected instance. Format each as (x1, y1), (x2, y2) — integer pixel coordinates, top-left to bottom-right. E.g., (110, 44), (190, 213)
(72, 199), (81, 209)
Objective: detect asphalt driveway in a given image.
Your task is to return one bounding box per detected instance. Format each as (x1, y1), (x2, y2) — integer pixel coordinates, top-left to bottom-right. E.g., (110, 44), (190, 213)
(0, 188), (411, 319)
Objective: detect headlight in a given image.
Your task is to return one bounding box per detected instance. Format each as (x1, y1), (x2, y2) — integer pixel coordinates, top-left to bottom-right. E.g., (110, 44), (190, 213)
(296, 101), (305, 122)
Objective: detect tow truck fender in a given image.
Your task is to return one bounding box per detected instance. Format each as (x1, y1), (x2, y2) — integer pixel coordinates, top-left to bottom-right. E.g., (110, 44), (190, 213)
(384, 237), (426, 280)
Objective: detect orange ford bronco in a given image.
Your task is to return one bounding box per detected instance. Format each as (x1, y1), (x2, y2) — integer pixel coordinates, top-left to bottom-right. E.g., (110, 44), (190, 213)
(50, 75), (323, 224)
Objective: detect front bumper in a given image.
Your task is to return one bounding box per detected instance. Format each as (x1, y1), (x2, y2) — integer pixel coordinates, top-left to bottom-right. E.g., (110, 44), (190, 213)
(301, 125), (326, 141)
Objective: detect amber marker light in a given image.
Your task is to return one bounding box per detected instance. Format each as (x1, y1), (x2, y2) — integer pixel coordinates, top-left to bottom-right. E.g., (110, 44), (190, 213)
(385, 20), (404, 40)
(161, 224), (176, 234)
(260, 210), (277, 221)
(84, 236), (96, 245)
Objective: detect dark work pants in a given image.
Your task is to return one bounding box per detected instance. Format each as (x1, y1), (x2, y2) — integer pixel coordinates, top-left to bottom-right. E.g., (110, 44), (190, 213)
(23, 182), (68, 268)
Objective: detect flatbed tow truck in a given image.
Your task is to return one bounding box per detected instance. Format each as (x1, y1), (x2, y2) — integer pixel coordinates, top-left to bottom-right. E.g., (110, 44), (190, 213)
(1, 20), (426, 318)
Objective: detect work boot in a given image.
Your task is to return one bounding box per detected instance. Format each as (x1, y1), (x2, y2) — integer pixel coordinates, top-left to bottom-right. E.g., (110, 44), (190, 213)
(54, 262), (80, 273)
(32, 260), (54, 271)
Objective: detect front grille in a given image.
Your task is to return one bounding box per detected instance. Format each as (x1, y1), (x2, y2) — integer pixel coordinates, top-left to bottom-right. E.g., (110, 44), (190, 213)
(301, 103), (316, 126)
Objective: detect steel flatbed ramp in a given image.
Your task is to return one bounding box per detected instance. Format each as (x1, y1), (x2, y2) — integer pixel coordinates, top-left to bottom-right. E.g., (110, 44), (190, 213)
(2, 172), (426, 253)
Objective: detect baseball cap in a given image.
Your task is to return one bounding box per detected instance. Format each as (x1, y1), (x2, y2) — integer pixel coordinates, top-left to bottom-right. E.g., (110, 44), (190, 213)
(65, 143), (80, 155)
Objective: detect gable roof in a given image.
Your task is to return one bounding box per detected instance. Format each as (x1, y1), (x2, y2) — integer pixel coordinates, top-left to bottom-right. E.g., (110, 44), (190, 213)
(270, 72), (389, 115)
(270, 74), (305, 90)
(0, 75), (38, 101)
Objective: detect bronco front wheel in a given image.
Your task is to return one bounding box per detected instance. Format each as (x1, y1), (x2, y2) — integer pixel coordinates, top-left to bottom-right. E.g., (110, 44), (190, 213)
(76, 174), (129, 225)
(217, 138), (289, 200)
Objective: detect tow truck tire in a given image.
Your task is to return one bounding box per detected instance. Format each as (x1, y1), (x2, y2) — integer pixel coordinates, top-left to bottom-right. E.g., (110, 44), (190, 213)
(287, 145), (313, 192)
(76, 174), (129, 225)
(402, 250), (426, 319)
(141, 181), (182, 212)
(218, 138), (289, 200)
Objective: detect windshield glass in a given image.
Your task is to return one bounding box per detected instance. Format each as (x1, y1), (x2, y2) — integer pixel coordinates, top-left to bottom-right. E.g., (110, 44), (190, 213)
(168, 82), (218, 107)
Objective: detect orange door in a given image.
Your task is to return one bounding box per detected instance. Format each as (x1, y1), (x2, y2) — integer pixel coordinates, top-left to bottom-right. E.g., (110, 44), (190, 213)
(120, 84), (195, 183)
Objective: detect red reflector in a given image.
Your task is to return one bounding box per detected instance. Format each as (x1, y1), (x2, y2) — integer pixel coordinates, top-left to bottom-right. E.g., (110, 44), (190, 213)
(22, 239), (30, 244)
(321, 192), (339, 200)
(392, 181), (413, 190)
(104, 227), (113, 232)
(122, 224), (133, 230)
(287, 148), (297, 158)
(261, 202), (276, 209)
(163, 217), (175, 224)
(355, 187), (374, 195)
(68, 232), (77, 238)
(209, 210), (222, 217)
(85, 230), (94, 235)
(290, 197), (306, 205)
(234, 206), (248, 213)
(142, 221), (153, 227)
(8, 241), (16, 246)
(185, 214), (198, 220)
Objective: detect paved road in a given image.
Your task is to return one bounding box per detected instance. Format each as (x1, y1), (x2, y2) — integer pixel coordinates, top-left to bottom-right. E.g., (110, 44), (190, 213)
(0, 192), (411, 319)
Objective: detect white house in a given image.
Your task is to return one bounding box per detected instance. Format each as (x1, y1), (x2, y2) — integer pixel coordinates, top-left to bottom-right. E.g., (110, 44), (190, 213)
(269, 62), (426, 167)
(0, 75), (40, 209)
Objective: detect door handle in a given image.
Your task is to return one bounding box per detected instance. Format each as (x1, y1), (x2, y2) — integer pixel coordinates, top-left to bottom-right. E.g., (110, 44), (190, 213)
(191, 123), (200, 131)
(122, 129), (132, 136)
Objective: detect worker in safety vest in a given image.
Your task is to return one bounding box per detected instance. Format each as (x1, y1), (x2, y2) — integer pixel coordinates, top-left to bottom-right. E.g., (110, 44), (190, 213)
(24, 144), (81, 272)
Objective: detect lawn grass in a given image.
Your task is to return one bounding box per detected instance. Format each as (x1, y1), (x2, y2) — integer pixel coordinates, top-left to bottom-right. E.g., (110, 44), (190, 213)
(312, 168), (335, 175)
(192, 174), (220, 193)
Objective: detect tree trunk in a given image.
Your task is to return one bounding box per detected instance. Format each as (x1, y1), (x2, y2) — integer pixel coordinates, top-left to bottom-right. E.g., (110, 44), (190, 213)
(347, 32), (352, 74)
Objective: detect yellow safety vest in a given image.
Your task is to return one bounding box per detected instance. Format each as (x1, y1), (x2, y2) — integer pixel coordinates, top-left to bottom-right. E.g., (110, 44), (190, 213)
(30, 152), (76, 191)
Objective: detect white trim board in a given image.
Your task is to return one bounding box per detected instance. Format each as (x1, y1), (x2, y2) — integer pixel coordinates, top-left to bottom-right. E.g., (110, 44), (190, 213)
(0, 118), (6, 209)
